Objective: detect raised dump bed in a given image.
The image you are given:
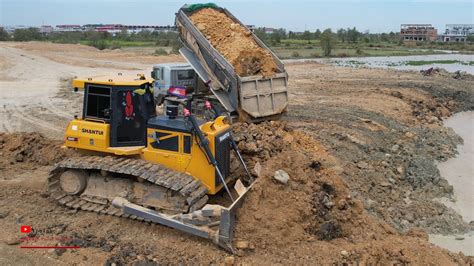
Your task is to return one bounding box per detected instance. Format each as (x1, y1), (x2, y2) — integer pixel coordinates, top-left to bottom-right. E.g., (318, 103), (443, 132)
(176, 4), (288, 121)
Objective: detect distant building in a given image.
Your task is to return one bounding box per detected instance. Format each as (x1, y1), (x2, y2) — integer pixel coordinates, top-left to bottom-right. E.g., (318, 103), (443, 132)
(439, 24), (473, 42)
(263, 27), (275, 34)
(125, 25), (176, 34)
(55, 25), (82, 32)
(2, 23), (177, 35)
(85, 24), (176, 34)
(400, 24), (437, 42)
(3, 25), (29, 33)
(95, 24), (124, 34)
(40, 25), (53, 34)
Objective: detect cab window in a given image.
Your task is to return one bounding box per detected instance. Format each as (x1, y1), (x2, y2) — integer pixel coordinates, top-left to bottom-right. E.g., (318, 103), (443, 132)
(150, 132), (192, 154)
(152, 68), (163, 80)
(85, 85), (111, 120)
(177, 70), (194, 81)
(151, 131), (179, 152)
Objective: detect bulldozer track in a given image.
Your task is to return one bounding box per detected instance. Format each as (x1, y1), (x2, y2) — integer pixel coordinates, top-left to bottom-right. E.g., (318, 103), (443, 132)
(47, 155), (209, 222)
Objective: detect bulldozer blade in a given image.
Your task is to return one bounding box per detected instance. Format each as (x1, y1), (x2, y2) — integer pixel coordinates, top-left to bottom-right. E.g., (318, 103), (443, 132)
(215, 179), (253, 252)
(112, 179), (254, 253)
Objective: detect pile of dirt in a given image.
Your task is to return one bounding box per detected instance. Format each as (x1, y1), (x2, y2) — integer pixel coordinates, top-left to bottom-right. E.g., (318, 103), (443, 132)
(229, 122), (472, 264)
(233, 122), (361, 240)
(284, 63), (474, 235)
(189, 8), (279, 77)
(0, 132), (72, 177)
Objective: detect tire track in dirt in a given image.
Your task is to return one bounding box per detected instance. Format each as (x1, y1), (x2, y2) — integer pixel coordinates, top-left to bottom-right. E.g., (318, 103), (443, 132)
(8, 103), (63, 134)
(0, 105), (14, 133)
(42, 98), (75, 119)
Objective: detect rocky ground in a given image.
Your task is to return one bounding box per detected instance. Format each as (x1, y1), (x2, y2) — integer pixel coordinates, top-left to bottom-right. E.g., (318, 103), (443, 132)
(0, 42), (473, 265)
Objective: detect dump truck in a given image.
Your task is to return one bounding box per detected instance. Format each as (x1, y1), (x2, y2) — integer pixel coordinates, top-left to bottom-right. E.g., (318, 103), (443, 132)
(175, 4), (289, 122)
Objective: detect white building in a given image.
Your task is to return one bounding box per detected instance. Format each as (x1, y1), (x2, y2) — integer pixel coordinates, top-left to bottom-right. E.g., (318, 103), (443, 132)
(439, 24), (473, 42)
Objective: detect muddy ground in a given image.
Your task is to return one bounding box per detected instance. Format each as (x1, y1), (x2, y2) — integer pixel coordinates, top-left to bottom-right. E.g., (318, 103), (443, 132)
(0, 42), (473, 265)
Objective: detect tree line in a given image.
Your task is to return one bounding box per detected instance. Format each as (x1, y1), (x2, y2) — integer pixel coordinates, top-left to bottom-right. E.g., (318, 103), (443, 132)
(2, 26), (471, 57)
(254, 27), (400, 44)
(254, 27), (403, 56)
(0, 27), (180, 52)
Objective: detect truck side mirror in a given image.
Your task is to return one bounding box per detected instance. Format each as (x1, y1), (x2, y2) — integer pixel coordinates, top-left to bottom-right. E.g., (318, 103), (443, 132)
(151, 71), (156, 79)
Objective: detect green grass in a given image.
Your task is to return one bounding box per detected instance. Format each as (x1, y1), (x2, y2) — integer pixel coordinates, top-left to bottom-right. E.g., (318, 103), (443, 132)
(269, 39), (474, 59)
(271, 46), (441, 59)
(61, 37), (473, 59)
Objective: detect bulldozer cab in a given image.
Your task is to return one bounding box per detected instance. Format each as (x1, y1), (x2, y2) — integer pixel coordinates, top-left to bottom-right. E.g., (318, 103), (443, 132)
(82, 78), (155, 147)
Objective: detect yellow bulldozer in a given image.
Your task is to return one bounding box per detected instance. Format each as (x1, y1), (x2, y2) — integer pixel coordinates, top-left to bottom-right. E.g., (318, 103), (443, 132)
(48, 75), (254, 252)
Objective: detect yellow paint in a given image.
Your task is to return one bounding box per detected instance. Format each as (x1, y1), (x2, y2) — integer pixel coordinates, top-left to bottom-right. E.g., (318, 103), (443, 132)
(72, 74), (153, 90)
(65, 78), (233, 195)
(64, 116), (232, 194)
(141, 117), (231, 194)
(64, 119), (143, 155)
(72, 79), (85, 90)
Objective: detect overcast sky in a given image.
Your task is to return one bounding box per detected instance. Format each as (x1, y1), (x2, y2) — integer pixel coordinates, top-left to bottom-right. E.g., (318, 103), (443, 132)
(1, 0), (473, 33)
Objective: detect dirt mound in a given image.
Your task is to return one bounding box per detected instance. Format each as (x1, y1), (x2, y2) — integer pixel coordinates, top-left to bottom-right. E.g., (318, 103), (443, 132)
(0, 132), (72, 177)
(189, 8), (279, 77)
(230, 122), (472, 264)
(233, 122), (377, 244)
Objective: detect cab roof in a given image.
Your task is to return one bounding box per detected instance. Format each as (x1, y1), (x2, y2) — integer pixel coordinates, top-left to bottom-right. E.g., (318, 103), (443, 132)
(152, 63), (192, 69)
(72, 74), (153, 89)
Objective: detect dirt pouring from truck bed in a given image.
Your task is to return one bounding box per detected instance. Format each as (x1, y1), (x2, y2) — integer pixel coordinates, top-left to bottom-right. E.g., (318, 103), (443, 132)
(189, 7), (279, 77)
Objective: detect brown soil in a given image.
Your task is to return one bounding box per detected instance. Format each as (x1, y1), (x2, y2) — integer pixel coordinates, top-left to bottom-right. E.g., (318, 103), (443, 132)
(0, 124), (470, 265)
(189, 8), (279, 77)
(0, 133), (74, 179)
(232, 122), (470, 264)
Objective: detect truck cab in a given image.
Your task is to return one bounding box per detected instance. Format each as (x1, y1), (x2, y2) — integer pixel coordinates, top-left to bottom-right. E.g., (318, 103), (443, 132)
(151, 63), (197, 104)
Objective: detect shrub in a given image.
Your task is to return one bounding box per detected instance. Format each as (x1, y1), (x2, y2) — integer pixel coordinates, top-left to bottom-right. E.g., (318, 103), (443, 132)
(0, 27), (10, 41)
(170, 40), (181, 54)
(90, 40), (107, 50)
(154, 48), (168, 55)
(109, 41), (121, 50)
(320, 29), (335, 56)
(291, 51), (300, 58)
(13, 28), (43, 41)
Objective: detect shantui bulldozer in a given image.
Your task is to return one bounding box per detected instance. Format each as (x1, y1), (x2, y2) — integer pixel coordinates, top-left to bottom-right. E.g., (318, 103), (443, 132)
(48, 4), (288, 252)
(48, 74), (254, 252)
